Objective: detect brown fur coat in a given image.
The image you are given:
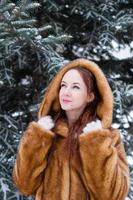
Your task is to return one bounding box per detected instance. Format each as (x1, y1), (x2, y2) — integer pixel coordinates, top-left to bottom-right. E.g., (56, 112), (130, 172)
(12, 59), (130, 200)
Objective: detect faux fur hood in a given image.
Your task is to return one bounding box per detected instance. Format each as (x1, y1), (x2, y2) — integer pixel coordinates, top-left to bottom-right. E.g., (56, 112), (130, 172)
(38, 58), (114, 129)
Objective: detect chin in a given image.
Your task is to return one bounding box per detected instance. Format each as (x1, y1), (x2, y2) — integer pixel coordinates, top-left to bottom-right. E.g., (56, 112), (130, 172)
(61, 106), (69, 111)
(61, 104), (71, 111)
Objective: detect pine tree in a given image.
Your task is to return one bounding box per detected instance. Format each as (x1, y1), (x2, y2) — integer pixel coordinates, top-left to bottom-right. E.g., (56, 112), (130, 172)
(0, 0), (71, 199)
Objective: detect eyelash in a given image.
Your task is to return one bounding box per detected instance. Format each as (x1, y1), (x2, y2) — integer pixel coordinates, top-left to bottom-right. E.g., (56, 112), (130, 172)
(60, 84), (66, 88)
(60, 84), (80, 89)
(73, 85), (80, 89)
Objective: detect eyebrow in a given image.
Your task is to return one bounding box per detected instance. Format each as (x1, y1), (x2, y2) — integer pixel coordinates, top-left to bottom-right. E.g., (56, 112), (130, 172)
(61, 81), (80, 85)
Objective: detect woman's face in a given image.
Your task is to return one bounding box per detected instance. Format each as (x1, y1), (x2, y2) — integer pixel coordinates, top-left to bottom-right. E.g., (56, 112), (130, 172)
(59, 69), (92, 112)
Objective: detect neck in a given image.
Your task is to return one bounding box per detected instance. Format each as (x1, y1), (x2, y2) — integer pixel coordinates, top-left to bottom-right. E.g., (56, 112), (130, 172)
(66, 108), (85, 126)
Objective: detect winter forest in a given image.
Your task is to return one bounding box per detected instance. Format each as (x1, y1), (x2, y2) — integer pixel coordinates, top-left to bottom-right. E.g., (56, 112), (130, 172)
(0, 0), (133, 199)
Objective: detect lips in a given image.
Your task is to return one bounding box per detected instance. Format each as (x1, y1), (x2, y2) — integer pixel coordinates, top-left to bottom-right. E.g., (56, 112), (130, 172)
(62, 99), (72, 103)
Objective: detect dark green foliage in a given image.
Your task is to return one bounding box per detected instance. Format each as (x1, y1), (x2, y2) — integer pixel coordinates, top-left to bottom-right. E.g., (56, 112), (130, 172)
(37, 0), (133, 60)
(0, 0), (71, 199)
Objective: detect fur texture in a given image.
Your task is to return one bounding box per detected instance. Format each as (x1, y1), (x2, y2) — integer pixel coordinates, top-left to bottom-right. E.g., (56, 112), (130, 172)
(12, 59), (130, 200)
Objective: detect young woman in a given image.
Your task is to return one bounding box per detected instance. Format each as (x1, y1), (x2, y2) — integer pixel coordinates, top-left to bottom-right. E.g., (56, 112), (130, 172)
(13, 58), (130, 200)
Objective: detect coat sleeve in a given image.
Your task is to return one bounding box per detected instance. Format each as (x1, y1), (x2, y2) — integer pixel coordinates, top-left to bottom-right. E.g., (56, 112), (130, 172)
(79, 128), (130, 200)
(12, 121), (55, 195)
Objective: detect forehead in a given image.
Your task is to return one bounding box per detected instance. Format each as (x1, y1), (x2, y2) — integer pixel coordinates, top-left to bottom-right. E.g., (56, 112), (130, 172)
(62, 69), (83, 83)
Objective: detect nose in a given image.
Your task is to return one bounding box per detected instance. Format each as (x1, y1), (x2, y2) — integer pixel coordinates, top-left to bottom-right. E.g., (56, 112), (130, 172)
(63, 87), (71, 96)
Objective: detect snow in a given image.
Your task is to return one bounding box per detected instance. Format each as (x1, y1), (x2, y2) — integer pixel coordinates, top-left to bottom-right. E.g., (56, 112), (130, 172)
(11, 111), (23, 117)
(123, 123), (130, 128)
(130, 110), (133, 118)
(20, 75), (32, 85)
(112, 123), (120, 129)
(111, 40), (133, 59)
(127, 155), (133, 166)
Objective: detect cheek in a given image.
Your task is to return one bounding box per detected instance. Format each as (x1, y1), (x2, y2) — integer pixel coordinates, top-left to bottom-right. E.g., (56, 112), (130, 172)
(75, 92), (88, 104)
(59, 91), (61, 101)
(75, 91), (87, 99)
(59, 90), (63, 103)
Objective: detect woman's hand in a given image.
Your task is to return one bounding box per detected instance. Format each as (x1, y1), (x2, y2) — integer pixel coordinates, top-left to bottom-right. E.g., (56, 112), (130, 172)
(37, 115), (54, 130)
(83, 119), (102, 133)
